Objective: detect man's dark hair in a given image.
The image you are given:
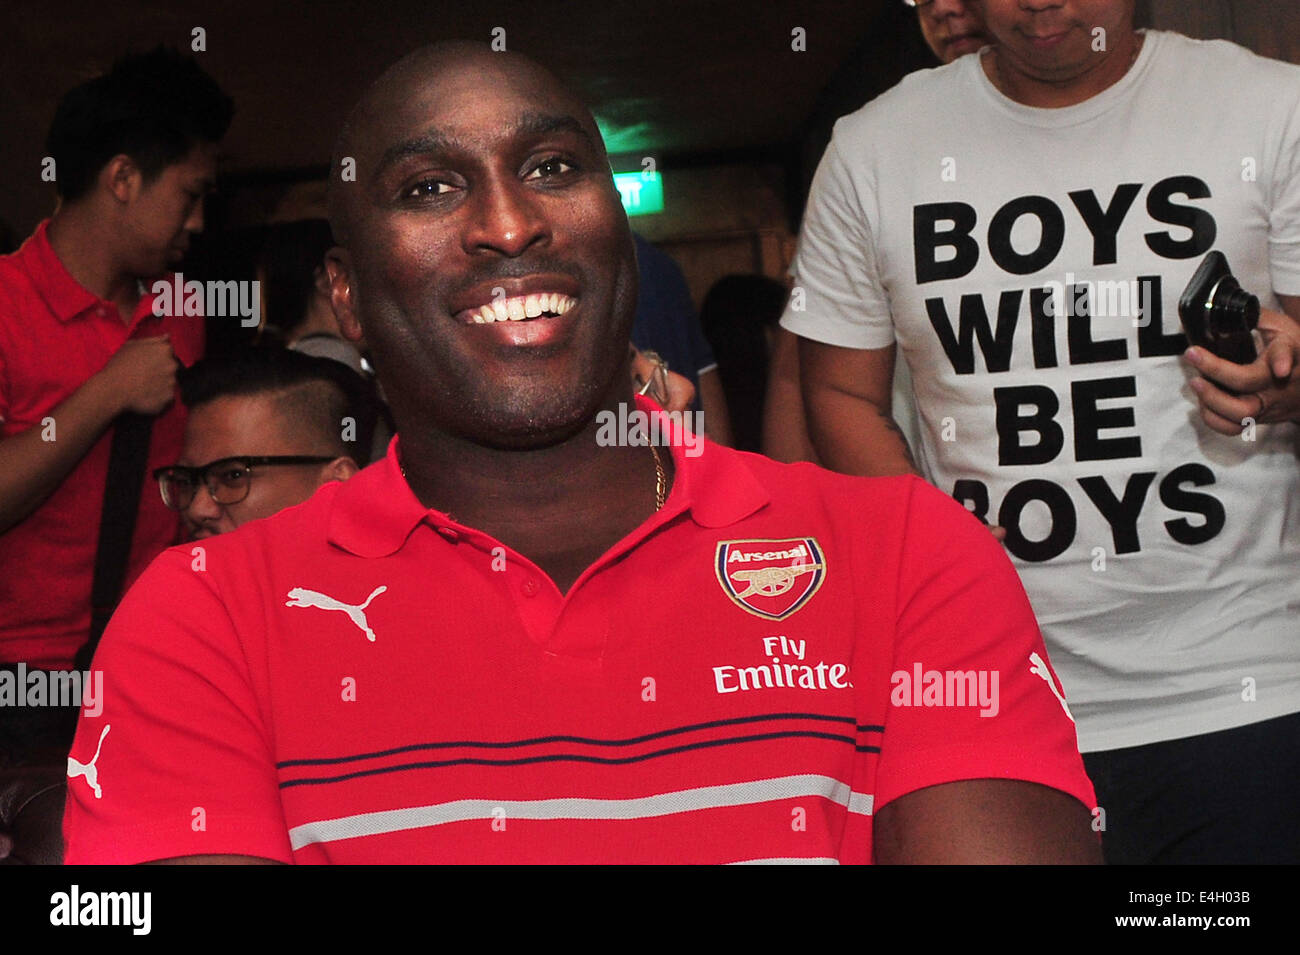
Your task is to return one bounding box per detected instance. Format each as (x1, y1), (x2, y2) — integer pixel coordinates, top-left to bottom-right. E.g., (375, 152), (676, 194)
(179, 348), (379, 467)
(45, 46), (234, 202)
(258, 219), (336, 340)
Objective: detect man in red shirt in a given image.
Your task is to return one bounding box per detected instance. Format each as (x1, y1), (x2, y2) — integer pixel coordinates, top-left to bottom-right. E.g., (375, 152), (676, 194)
(63, 43), (1099, 864)
(0, 48), (232, 676)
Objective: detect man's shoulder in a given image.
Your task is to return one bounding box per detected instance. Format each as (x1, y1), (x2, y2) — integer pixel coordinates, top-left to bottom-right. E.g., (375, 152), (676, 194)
(717, 444), (997, 542)
(1147, 31), (1300, 100)
(704, 442), (933, 519)
(831, 57), (974, 144)
(192, 480), (349, 568)
(1155, 29), (1298, 72)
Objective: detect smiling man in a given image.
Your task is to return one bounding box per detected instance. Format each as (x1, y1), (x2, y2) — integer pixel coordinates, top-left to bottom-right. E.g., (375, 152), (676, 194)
(63, 42), (1098, 865)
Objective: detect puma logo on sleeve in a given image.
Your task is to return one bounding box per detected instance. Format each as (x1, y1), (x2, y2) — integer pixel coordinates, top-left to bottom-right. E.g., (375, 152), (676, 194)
(67, 724), (111, 799)
(285, 585), (387, 642)
(1029, 652), (1074, 723)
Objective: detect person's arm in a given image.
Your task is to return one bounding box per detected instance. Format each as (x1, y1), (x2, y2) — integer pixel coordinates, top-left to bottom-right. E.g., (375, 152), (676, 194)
(762, 326), (820, 464)
(63, 547), (294, 865)
(696, 368), (733, 446)
(1185, 298), (1300, 433)
(875, 779), (1101, 864)
(799, 336), (917, 477)
(0, 336), (178, 534)
(870, 479), (1098, 862)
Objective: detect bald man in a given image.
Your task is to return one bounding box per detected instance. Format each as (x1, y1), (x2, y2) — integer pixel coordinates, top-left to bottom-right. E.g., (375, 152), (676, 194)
(64, 43), (1098, 865)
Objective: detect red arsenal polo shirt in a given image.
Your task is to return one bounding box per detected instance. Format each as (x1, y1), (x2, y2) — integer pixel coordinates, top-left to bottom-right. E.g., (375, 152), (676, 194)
(64, 399), (1095, 863)
(0, 220), (204, 668)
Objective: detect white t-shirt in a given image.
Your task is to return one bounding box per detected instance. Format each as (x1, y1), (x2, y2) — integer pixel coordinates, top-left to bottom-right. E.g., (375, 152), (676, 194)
(783, 31), (1300, 752)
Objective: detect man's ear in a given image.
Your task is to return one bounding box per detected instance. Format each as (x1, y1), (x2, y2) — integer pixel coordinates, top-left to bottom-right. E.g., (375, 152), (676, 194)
(324, 248), (364, 343)
(319, 455), (360, 486)
(101, 154), (142, 204)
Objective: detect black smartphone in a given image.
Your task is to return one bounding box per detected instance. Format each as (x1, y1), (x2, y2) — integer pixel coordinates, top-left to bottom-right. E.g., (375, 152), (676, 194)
(1177, 250), (1260, 366)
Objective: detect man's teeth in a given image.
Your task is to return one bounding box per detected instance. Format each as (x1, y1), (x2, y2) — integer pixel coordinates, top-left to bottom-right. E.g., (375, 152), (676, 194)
(471, 293), (576, 323)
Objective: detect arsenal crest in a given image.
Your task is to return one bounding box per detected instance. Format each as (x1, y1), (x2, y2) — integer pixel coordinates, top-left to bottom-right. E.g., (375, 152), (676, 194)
(715, 538), (826, 620)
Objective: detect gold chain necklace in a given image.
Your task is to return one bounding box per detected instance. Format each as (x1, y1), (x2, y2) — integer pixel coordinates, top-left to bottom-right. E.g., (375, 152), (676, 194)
(651, 444), (666, 511)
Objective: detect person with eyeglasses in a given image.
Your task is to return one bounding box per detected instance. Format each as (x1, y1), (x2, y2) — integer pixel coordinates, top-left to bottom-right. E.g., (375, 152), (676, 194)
(905, 0), (991, 64)
(159, 349), (375, 540)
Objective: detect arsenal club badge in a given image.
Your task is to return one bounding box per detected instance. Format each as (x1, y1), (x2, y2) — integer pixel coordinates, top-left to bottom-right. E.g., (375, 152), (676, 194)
(715, 538), (826, 621)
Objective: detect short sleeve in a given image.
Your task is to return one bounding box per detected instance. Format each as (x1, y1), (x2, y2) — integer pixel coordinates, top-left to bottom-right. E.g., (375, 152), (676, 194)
(872, 478), (1097, 815)
(62, 547), (293, 864)
(781, 135), (896, 350)
(1268, 76), (1300, 295)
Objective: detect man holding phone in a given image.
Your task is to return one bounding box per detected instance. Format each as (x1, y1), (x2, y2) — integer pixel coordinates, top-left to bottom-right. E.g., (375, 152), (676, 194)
(785, 0), (1300, 862)
(1186, 308), (1300, 433)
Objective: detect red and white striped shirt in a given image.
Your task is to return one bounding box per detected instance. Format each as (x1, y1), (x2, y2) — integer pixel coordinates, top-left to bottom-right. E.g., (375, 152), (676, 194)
(64, 401), (1094, 863)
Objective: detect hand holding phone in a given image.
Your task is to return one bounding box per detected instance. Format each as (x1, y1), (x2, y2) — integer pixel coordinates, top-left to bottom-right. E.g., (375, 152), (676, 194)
(1178, 251), (1260, 367)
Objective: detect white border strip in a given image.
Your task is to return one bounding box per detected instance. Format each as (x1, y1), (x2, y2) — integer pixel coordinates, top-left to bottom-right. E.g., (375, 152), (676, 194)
(289, 773), (873, 850)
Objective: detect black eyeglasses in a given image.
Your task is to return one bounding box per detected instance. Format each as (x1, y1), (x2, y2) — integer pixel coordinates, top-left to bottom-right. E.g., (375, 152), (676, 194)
(903, 0), (936, 8)
(153, 456), (336, 511)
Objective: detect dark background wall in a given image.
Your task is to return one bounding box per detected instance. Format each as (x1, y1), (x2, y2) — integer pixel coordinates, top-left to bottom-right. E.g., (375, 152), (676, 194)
(1, 0), (1295, 309)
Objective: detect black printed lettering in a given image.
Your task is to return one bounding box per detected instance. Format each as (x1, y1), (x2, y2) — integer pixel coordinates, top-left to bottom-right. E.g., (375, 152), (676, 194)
(1077, 472), (1157, 554)
(1069, 184), (1142, 266)
(1067, 286), (1129, 364)
(926, 291), (1021, 375)
(952, 479), (990, 525)
(1134, 275), (1187, 357)
(1029, 287), (1060, 369)
(914, 202), (979, 284)
(995, 385), (1064, 466)
(1072, 376), (1142, 462)
(1144, 175), (1216, 259)
(999, 480), (1076, 562)
(988, 195), (1066, 275)
(1160, 463), (1226, 545)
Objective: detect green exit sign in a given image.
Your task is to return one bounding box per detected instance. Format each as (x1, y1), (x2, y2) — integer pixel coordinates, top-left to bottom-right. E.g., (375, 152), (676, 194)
(613, 171), (664, 216)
